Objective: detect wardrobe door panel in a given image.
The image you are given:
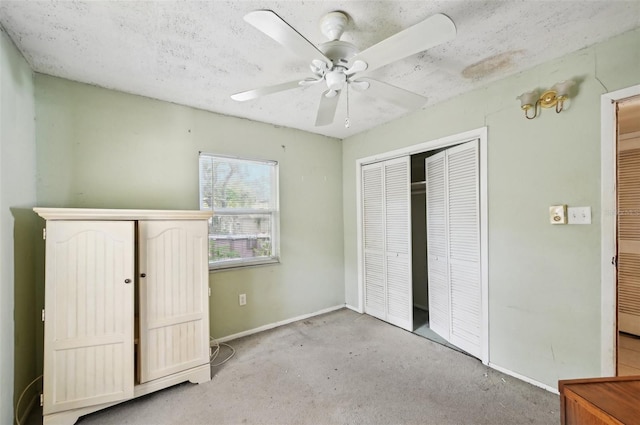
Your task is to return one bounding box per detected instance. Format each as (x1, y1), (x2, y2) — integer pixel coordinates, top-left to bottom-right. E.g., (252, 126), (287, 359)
(43, 221), (135, 414)
(138, 220), (210, 383)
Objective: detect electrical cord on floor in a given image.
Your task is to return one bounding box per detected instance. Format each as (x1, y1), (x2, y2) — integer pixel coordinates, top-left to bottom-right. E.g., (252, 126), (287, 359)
(209, 337), (235, 367)
(15, 374), (43, 425)
(13, 338), (233, 425)
(15, 339), (233, 424)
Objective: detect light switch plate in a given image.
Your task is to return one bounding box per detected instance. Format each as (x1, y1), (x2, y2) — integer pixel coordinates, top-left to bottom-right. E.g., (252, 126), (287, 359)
(550, 205), (567, 224)
(568, 206), (591, 224)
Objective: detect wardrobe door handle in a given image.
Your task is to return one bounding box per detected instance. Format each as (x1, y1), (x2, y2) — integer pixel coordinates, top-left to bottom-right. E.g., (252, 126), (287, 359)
(124, 279), (132, 284)
(140, 273), (146, 278)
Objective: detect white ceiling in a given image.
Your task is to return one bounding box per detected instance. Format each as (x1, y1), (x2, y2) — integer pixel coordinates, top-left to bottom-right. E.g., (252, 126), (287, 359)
(1, 1), (639, 139)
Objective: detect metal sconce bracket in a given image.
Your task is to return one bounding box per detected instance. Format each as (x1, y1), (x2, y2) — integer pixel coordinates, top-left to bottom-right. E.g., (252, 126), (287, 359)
(517, 80), (575, 119)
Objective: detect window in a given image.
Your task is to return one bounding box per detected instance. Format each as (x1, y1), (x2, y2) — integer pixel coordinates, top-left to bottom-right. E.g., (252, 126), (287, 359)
(199, 153), (279, 269)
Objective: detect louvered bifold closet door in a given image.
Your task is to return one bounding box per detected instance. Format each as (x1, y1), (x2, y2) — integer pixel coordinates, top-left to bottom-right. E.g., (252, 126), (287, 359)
(618, 98), (640, 337)
(43, 221), (134, 414)
(446, 140), (481, 358)
(138, 220), (210, 383)
(384, 157), (413, 331)
(426, 152), (450, 340)
(363, 163), (386, 320)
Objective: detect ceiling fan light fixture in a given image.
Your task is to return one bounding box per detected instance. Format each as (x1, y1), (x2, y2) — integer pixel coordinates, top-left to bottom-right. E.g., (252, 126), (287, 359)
(325, 89), (339, 98)
(325, 70), (347, 91)
(350, 80), (370, 91)
(344, 60), (367, 75)
(234, 10), (457, 128)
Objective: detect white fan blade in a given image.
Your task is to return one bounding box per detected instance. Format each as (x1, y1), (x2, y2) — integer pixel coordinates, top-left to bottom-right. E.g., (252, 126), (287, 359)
(353, 78), (427, 110)
(315, 90), (340, 126)
(244, 10), (331, 67)
(231, 80), (302, 101)
(299, 78), (323, 86)
(351, 13), (456, 73)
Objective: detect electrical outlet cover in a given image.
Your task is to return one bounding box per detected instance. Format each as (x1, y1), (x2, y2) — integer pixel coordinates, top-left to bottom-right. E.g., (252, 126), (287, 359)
(549, 205), (567, 224)
(568, 206), (592, 224)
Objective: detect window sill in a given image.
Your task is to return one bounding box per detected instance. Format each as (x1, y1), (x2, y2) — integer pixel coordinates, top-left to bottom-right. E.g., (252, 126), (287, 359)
(209, 257), (280, 272)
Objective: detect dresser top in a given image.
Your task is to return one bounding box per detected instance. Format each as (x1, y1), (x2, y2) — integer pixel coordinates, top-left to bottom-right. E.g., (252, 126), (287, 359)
(34, 208), (212, 220)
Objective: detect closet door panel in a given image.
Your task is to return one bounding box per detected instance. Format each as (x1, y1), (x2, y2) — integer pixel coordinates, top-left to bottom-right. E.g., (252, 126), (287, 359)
(426, 153), (450, 339)
(447, 141), (481, 358)
(618, 104), (640, 336)
(138, 220), (210, 383)
(363, 164), (386, 320)
(384, 158), (413, 331)
(43, 221), (134, 414)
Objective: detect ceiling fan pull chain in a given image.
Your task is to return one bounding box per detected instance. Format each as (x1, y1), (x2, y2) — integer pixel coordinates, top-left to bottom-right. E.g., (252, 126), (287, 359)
(345, 86), (351, 128)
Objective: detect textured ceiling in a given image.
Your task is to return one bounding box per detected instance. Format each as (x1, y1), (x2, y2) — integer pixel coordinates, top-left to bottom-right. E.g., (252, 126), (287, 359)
(1, 1), (639, 139)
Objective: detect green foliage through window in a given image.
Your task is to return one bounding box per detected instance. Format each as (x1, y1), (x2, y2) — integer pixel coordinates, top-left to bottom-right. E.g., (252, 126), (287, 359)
(199, 153), (279, 268)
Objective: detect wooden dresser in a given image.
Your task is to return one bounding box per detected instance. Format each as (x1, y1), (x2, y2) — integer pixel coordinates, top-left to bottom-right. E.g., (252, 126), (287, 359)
(559, 376), (640, 425)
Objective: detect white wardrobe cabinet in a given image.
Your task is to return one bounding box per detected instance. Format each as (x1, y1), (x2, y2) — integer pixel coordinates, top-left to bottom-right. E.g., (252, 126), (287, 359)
(34, 208), (213, 425)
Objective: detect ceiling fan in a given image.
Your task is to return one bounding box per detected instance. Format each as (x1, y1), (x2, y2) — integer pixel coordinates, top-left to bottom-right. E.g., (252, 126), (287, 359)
(231, 10), (456, 127)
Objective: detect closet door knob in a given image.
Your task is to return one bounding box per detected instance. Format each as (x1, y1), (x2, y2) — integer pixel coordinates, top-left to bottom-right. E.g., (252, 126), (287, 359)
(140, 273), (146, 278)
(124, 279), (132, 284)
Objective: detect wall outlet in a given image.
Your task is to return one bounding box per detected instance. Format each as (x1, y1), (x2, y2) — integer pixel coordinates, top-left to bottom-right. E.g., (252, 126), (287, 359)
(239, 293), (247, 306)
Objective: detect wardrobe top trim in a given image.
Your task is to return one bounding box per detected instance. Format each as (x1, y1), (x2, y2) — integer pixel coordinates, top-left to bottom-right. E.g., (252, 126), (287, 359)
(33, 208), (213, 221)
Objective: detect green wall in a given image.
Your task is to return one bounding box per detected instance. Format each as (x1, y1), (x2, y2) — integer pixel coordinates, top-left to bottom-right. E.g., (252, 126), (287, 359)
(1, 27), (38, 424)
(342, 28), (640, 389)
(34, 75), (346, 339)
(4, 20), (639, 422)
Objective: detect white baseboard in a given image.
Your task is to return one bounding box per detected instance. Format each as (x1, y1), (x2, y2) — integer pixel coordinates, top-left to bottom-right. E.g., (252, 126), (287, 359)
(345, 304), (363, 313)
(216, 304), (346, 343)
(489, 362), (559, 394)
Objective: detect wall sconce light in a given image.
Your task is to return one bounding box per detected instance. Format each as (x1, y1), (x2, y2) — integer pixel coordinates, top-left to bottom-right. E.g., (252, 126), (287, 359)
(516, 80), (575, 119)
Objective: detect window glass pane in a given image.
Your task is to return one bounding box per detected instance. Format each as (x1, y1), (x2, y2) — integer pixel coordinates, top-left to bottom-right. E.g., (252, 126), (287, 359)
(201, 156), (274, 210)
(209, 214), (272, 262)
(199, 153), (279, 268)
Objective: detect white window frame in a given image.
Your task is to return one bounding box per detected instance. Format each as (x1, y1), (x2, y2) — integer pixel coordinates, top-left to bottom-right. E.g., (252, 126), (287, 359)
(199, 152), (280, 270)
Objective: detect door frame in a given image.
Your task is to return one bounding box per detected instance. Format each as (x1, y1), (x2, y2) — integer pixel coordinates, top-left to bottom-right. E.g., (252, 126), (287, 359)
(601, 84), (640, 376)
(355, 126), (489, 364)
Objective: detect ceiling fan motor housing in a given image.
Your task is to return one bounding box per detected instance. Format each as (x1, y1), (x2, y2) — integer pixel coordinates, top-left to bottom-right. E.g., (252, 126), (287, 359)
(319, 40), (359, 68)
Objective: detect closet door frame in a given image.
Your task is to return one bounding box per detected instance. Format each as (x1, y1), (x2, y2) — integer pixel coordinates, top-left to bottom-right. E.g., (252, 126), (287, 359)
(601, 84), (640, 376)
(355, 127), (489, 365)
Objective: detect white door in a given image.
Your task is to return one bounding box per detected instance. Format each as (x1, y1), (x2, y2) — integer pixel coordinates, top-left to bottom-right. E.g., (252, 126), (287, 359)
(43, 221), (135, 414)
(362, 157), (413, 331)
(426, 152), (450, 340)
(138, 220), (210, 383)
(384, 158), (413, 330)
(447, 141), (481, 357)
(426, 140), (481, 358)
(362, 164), (386, 321)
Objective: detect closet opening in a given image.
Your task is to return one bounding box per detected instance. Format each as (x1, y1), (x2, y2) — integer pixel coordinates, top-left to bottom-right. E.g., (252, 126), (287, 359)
(357, 127), (489, 364)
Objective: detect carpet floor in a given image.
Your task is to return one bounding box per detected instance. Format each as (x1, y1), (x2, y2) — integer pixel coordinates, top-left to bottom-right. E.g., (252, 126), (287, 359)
(30, 308), (559, 425)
